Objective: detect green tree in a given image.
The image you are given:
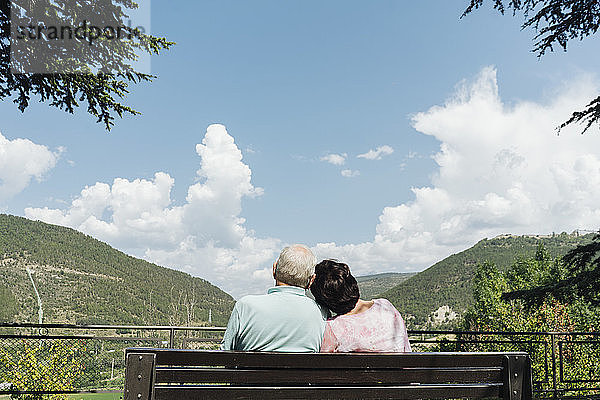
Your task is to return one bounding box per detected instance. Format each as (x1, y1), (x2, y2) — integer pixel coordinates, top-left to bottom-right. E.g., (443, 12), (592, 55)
(462, 245), (595, 332)
(0, 286), (17, 322)
(503, 236), (600, 306)
(458, 249), (600, 394)
(462, 0), (600, 133)
(0, 0), (173, 130)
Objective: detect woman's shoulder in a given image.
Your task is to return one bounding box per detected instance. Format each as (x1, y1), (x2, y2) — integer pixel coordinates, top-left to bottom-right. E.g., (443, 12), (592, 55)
(372, 298), (404, 316)
(373, 298), (394, 308)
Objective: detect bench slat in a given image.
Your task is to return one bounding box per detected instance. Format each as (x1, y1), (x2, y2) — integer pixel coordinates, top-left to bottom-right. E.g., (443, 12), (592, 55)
(134, 349), (527, 369)
(155, 366), (503, 385)
(124, 349), (533, 400)
(154, 384), (502, 400)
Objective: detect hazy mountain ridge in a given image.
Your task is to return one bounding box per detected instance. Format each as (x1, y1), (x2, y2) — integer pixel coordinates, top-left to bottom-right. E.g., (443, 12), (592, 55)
(0, 214), (235, 326)
(380, 232), (593, 328)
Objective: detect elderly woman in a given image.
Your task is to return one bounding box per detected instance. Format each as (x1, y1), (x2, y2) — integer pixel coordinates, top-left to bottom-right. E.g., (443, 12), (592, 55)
(310, 259), (411, 353)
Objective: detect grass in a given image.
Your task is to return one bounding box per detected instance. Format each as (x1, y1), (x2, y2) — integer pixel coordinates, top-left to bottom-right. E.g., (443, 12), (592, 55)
(0, 393), (122, 400)
(67, 393), (122, 400)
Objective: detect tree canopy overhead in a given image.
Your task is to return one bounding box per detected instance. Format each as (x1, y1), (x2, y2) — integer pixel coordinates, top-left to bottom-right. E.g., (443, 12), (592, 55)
(462, 0), (600, 133)
(0, 0), (173, 130)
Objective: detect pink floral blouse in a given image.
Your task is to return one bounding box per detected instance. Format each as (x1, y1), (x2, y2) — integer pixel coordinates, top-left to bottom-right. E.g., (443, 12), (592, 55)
(320, 298), (412, 353)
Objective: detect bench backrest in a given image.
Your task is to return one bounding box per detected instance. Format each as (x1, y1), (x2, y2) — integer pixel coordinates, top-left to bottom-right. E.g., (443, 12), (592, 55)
(124, 348), (533, 400)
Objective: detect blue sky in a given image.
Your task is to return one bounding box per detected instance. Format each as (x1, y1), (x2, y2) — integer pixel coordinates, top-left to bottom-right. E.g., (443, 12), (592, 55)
(2, 1), (600, 297)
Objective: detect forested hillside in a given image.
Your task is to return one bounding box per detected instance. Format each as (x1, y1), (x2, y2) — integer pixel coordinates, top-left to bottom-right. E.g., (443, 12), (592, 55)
(381, 233), (593, 328)
(356, 272), (415, 300)
(0, 214), (234, 326)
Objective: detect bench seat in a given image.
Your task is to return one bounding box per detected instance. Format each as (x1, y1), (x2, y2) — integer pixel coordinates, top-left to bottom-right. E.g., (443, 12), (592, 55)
(124, 348), (533, 400)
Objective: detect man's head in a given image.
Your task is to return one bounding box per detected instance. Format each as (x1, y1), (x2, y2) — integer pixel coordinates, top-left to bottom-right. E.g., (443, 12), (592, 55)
(273, 244), (317, 288)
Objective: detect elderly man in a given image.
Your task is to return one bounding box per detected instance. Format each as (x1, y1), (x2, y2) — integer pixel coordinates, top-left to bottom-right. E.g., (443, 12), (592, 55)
(221, 244), (326, 352)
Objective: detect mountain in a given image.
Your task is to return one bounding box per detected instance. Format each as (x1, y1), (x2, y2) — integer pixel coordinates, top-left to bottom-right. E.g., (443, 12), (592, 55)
(356, 272), (416, 300)
(380, 233), (594, 328)
(0, 214), (234, 326)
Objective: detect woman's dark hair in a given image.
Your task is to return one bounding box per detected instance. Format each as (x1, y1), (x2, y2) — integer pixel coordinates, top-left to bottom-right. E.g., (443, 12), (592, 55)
(310, 259), (360, 315)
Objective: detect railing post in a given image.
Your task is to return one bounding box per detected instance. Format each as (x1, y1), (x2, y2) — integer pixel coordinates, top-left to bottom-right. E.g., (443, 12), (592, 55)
(550, 333), (557, 400)
(169, 328), (175, 348)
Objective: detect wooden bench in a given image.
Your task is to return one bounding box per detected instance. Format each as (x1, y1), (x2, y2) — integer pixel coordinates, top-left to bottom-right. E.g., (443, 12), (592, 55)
(124, 348), (533, 400)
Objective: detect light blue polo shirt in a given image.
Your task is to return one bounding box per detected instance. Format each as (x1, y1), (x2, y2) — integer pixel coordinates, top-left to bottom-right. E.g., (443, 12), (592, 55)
(221, 286), (326, 352)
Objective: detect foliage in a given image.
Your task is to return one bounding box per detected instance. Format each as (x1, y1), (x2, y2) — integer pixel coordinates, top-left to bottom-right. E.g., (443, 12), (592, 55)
(0, 0), (174, 130)
(455, 247), (600, 394)
(355, 272), (415, 300)
(462, 0), (600, 133)
(380, 233), (591, 328)
(460, 246), (589, 332)
(0, 285), (17, 322)
(0, 340), (86, 399)
(503, 235), (600, 305)
(0, 214), (235, 326)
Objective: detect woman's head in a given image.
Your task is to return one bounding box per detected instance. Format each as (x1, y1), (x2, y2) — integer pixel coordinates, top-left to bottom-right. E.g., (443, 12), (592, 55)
(310, 259), (359, 315)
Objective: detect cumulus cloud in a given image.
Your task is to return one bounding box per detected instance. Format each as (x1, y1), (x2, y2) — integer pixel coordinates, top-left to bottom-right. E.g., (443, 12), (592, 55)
(21, 67), (600, 297)
(320, 153), (347, 165)
(0, 132), (58, 201)
(314, 66), (600, 277)
(25, 124), (280, 297)
(357, 145), (394, 160)
(341, 169), (360, 178)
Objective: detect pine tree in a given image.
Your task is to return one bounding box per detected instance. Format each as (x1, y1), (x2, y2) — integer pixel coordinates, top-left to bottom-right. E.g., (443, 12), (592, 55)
(0, 0), (173, 130)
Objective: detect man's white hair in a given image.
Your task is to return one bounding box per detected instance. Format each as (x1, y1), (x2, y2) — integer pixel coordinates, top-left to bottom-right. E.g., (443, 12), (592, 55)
(275, 244), (317, 288)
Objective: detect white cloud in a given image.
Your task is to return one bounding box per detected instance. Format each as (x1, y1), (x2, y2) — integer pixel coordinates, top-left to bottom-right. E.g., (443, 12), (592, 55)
(312, 66), (600, 277)
(0, 132), (58, 201)
(357, 145), (394, 160)
(25, 124), (280, 297)
(21, 67), (600, 297)
(320, 153), (347, 165)
(341, 169), (360, 178)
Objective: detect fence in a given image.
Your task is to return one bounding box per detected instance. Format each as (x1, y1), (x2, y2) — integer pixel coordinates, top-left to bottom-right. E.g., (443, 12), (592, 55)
(0, 323), (224, 397)
(409, 330), (600, 399)
(1, 324), (599, 399)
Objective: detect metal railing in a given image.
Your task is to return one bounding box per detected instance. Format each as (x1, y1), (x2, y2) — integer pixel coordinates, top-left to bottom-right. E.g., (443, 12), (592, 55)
(0, 323), (225, 396)
(1, 324), (599, 399)
(409, 330), (600, 399)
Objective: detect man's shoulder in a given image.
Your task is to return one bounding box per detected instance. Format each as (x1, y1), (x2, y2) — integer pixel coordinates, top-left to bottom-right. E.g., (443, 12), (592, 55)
(236, 293), (269, 307)
(236, 289), (322, 314)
